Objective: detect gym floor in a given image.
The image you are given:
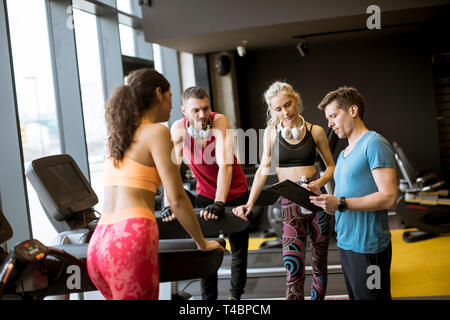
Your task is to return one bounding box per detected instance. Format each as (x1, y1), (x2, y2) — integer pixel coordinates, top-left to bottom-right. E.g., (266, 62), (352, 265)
(177, 237), (346, 300)
(176, 213), (450, 300)
(80, 212), (450, 300)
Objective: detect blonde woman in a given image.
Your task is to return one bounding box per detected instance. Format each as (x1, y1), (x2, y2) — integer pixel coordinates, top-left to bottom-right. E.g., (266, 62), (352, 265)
(233, 81), (335, 300)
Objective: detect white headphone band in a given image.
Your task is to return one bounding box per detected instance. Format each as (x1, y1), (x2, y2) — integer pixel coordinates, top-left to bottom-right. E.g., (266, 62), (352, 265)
(185, 118), (211, 139)
(278, 115), (305, 140)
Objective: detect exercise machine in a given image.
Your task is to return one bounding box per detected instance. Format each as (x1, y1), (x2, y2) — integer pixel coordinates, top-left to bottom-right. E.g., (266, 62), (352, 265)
(0, 189), (97, 299)
(393, 141), (450, 242)
(0, 154), (226, 299)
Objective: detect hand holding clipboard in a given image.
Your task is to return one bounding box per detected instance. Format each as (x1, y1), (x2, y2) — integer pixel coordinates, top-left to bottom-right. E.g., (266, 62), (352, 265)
(266, 180), (323, 213)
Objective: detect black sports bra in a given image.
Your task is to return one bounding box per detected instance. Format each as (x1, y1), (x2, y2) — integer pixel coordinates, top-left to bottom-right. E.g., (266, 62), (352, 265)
(277, 124), (317, 167)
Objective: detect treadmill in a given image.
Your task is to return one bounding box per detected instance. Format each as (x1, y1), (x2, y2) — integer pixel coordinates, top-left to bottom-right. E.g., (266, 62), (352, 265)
(0, 155), (227, 299)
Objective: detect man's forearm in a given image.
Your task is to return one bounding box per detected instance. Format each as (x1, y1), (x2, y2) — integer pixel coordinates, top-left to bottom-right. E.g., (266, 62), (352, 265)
(346, 191), (397, 212)
(215, 164), (233, 203)
(310, 190), (397, 213)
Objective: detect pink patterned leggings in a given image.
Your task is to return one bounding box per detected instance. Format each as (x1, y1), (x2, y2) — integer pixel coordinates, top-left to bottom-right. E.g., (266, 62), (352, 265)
(86, 217), (159, 300)
(281, 196), (332, 300)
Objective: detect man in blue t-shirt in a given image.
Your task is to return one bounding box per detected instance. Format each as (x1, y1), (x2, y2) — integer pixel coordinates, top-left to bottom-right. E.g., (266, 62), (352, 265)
(309, 86), (398, 300)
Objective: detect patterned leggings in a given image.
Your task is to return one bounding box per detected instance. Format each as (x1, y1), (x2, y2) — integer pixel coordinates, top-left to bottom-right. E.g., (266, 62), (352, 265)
(87, 217), (159, 300)
(281, 192), (332, 300)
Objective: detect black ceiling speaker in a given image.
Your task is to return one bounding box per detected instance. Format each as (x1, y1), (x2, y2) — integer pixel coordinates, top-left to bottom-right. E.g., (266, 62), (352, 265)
(139, 0), (152, 6)
(215, 54), (231, 76)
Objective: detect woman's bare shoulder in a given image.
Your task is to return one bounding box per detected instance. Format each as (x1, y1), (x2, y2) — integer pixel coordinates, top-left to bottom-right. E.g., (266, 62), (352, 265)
(309, 122), (326, 135)
(137, 122), (171, 142)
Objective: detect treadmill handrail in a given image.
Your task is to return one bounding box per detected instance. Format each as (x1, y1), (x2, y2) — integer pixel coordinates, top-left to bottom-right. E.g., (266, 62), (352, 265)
(156, 208), (249, 239)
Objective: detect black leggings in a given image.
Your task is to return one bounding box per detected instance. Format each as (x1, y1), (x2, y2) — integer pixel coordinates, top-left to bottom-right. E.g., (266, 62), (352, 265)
(196, 191), (249, 300)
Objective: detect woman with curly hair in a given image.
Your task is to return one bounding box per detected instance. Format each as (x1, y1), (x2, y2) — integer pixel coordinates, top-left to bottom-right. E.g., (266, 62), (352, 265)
(86, 68), (224, 300)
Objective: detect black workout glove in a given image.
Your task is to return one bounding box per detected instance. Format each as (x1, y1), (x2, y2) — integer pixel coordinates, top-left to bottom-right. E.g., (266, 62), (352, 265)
(201, 201), (225, 220)
(161, 206), (175, 222)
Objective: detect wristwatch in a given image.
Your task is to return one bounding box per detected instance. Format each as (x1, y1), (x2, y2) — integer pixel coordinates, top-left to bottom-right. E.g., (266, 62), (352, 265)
(338, 197), (347, 212)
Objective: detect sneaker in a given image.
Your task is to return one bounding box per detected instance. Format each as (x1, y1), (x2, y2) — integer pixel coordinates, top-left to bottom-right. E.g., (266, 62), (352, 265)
(228, 297), (238, 301)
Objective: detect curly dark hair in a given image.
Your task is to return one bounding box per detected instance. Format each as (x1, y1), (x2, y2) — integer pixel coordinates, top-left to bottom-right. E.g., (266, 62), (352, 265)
(105, 68), (170, 167)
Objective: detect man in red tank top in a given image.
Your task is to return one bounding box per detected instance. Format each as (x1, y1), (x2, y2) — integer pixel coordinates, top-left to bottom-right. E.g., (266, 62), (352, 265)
(166, 86), (249, 300)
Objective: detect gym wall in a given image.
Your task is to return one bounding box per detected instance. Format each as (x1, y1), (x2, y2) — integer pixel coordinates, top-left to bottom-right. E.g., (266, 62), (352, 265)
(235, 26), (445, 175)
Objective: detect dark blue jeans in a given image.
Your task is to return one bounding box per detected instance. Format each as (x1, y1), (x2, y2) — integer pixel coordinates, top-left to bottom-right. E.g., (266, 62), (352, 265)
(195, 191), (249, 300)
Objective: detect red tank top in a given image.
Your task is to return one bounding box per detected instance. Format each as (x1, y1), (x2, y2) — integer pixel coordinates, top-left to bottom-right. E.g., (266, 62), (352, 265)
(182, 112), (248, 201)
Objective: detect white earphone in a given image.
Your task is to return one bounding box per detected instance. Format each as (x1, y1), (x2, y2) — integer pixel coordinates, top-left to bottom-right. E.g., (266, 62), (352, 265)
(277, 115), (305, 140)
(186, 119), (211, 140)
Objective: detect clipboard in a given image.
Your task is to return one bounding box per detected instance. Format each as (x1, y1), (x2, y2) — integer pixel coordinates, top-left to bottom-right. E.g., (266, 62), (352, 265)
(267, 179), (322, 212)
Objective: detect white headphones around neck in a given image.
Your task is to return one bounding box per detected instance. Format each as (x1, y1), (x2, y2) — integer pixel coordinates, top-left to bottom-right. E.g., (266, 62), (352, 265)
(186, 118), (211, 140)
(277, 115), (305, 140)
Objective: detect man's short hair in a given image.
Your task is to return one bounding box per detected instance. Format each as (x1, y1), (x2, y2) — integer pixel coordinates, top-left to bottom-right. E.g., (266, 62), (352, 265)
(317, 86), (366, 119)
(182, 86), (209, 104)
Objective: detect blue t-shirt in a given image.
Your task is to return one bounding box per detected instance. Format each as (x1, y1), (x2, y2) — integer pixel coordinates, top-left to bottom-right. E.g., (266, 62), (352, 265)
(334, 131), (396, 254)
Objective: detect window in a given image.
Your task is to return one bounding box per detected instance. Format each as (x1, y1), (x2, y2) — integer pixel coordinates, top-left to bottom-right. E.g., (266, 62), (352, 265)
(119, 23), (136, 57)
(73, 8), (107, 212)
(7, 0), (61, 244)
(116, 0), (133, 15)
